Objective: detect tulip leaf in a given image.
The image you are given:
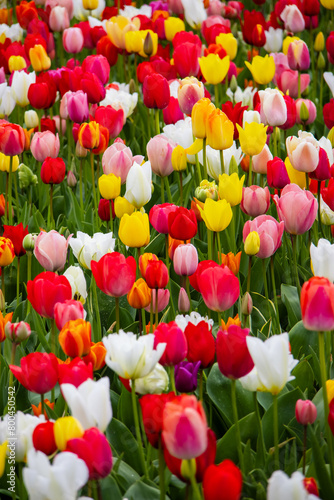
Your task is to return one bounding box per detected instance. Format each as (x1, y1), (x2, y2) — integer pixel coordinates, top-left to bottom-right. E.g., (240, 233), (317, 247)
(124, 479), (170, 500)
(206, 364), (254, 428)
(106, 418), (144, 475)
(289, 359), (315, 397)
(144, 233), (165, 255)
(30, 309), (51, 353)
(215, 412), (257, 464)
(118, 386), (135, 430)
(309, 426), (334, 500)
(111, 461), (140, 494)
(281, 284), (301, 328)
(100, 476), (122, 500)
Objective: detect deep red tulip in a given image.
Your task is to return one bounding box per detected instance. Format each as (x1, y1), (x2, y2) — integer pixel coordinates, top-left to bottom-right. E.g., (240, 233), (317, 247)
(58, 357), (93, 387)
(0, 123), (25, 156)
(143, 73), (170, 109)
(137, 61), (156, 84)
(145, 259), (169, 289)
(98, 199), (115, 221)
(302, 0), (320, 16)
(154, 321), (188, 366)
(241, 10), (266, 46)
(24, 33), (47, 57)
(95, 105), (124, 139)
(173, 31), (202, 50)
(309, 147), (331, 181)
(323, 99), (334, 130)
(168, 207), (198, 240)
(198, 265), (240, 313)
(81, 72), (106, 104)
(3, 223), (29, 257)
(66, 427), (112, 480)
(33, 421), (57, 456)
(321, 178), (334, 212)
(139, 392), (175, 448)
(203, 459), (242, 500)
(27, 271), (72, 319)
(41, 157), (66, 184)
(184, 320), (216, 368)
(267, 157), (290, 190)
(279, 95), (297, 130)
(328, 398), (334, 436)
(10, 352), (58, 394)
(216, 325), (254, 379)
(327, 31), (334, 65)
(91, 252), (136, 298)
(173, 42), (201, 78)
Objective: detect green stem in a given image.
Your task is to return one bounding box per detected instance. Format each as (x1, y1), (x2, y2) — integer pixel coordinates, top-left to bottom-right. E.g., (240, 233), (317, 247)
(195, 154), (202, 183)
(8, 342), (16, 389)
(155, 288), (159, 328)
(185, 277), (192, 312)
(155, 109), (160, 136)
(318, 181), (325, 239)
(220, 149), (225, 175)
(109, 200), (113, 234)
(170, 365), (176, 393)
(41, 393), (45, 418)
(27, 252), (32, 314)
(262, 259), (270, 321)
(141, 308), (146, 335)
(273, 393), (279, 470)
(292, 235), (301, 296)
(179, 171), (183, 206)
(50, 318), (56, 355)
(165, 175), (173, 203)
(1, 266), (5, 309)
(248, 156), (253, 187)
(8, 155), (13, 224)
(199, 370), (203, 401)
(202, 138), (207, 180)
(150, 293), (154, 333)
(188, 460), (202, 500)
(303, 425), (307, 475)
(16, 257), (20, 306)
(273, 127), (278, 158)
(246, 256), (252, 293)
(253, 392), (266, 465)
(270, 255), (280, 334)
(131, 380), (148, 477)
(115, 296), (120, 334)
(216, 231), (222, 264)
(207, 228), (212, 261)
(49, 184), (54, 230)
(161, 176), (165, 204)
(159, 438), (166, 500)
(91, 151), (98, 229)
(231, 379), (244, 473)
(318, 331), (334, 479)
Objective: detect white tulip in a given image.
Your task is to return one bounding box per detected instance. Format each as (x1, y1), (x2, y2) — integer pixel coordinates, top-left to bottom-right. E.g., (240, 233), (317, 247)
(69, 231), (115, 270)
(63, 265), (88, 301)
(264, 28), (283, 53)
(11, 71), (36, 107)
(175, 311), (213, 331)
(0, 85), (16, 118)
(310, 238), (334, 282)
(163, 117), (196, 164)
(180, 0), (207, 29)
(267, 470), (319, 500)
(131, 363), (169, 395)
(258, 88), (287, 127)
(0, 412), (44, 463)
(124, 160), (152, 209)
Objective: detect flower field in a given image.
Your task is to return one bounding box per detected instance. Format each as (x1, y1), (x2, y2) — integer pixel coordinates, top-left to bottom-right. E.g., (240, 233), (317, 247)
(1, 0), (334, 498)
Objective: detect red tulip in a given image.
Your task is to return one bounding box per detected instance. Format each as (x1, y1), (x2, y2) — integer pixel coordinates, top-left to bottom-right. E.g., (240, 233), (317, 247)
(163, 96), (184, 125)
(10, 352), (58, 394)
(91, 252), (136, 297)
(323, 99), (334, 130)
(16, 0), (39, 30)
(173, 42), (201, 78)
(3, 223), (29, 257)
(184, 320), (215, 368)
(327, 31), (334, 64)
(203, 459), (242, 500)
(241, 10), (266, 46)
(143, 73), (170, 109)
(198, 265), (240, 313)
(267, 157), (290, 190)
(139, 392), (176, 448)
(58, 357), (93, 387)
(279, 95), (297, 130)
(216, 325), (254, 379)
(328, 398), (334, 436)
(66, 427), (112, 480)
(168, 207), (198, 240)
(0, 123), (25, 156)
(321, 178), (334, 212)
(95, 105), (124, 139)
(27, 271), (72, 319)
(145, 259), (169, 289)
(149, 203), (178, 234)
(96, 36), (118, 67)
(98, 199), (115, 221)
(154, 321), (188, 366)
(33, 421), (57, 456)
(82, 54), (110, 85)
(189, 260), (220, 292)
(41, 157), (66, 184)
(81, 72), (106, 104)
(221, 101), (248, 140)
(301, 276), (334, 331)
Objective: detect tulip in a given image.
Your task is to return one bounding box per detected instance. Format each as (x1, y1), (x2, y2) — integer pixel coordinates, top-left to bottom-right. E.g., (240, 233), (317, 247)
(206, 109), (234, 151)
(236, 122), (267, 157)
(11, 70), (36, 107)
(281, 5), (305, 32)
(295, 399), (317, 426)
(34, 230), (70, 272)
(163, 96), (185, 125)
(0, 123), (25, 157)
(32, 422), (57, 456)
(216, 325), (254, 379)
(245, 55), (276, 85)
(63, 27), (84, 54)
(66, 428), (112, 480)
(98, 174), (121, 200)
(5, 321), (31, 344)
(82, 341), (106, 371)
(147, 134), (175, 177)
(143, 73), (170, 109)
(61, 377), (112, 432)
(139, 253), (159, 278)
(63, 265), (87, 302)
(106, 15), (141, 51)
(175, 360), (201, 392)
(30, 131), (60, 163)
(163, 394), (208, 459)
(58, 358), (93, 388)
(178, 287), (191, 312)
(0, 237), (15, 267)
(82, 55), (110, 86)
(199, 54), (230, 85)
(95, 105), (124, 139)
(49, 6), (69, 32)
(274, 184), (318, 235)
(23, 449), (89, 500)
(29, 44), (51, 72)
(133, 363), (169, 395)
(258, 89), (287, 127)
(310, 239), (334, 282)
(267, 471), (318, 500)
(198, 198), (232, 233)
(243, 215), (284, 259)
(54, 300), (85, 331)
(59, 319), (91, 358)
(119, 212), (150, 248)
(127, 278), (151, 309)
(27, 271), (72, 319)
(102, 142), (143, 184)
(286, 131), (319, 173)
(287, 39), (310, 72)
(140, 393), (176, 448)
(191, 98), (216, 139)
(301, 276), (334, 331)
(41, 157), (66, 185)
(244, 231), (261, 256)
(216, 32), (238, 59)
(203, 459), (243, 500)
(173, 244), (198, 276)
(165, 17), (185, 41)
(173, 42), (201, 78)
(178, 77), (205, 116)
(267, 157), (290, 190)
(69, 231), (115, 270)
(154, 321), (188, 366)
(65, 91), (89, 124)
(78, 122), (100, 150)
(219, 173), (244, 207)
(145, 259), (169, 289)
(221, 252), (241, 276)
(103, 329), (166, 379)
(149, 203), (178, 234)
(241, 186), (270, 217)
(124, 161), (152, 209)
(144, 288), (170, 314)
(91, 252), (136, 298)
(54, 416), (85, 451)
(296, 99), (317, 126)
(199, 264), (240, 313)
(10, 352), (58, 394)
(168, 207), (197, 240)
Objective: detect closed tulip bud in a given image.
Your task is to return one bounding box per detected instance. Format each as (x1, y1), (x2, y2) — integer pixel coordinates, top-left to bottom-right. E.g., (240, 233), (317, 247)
(244, 231), (260, 255)
(173, 243), (198, 277)
(143, 31), (155, 57)
(241, 292), (253, 316)
(98, 174), (121, 200)
(229, 74), (238, 93)
(22, 233), (36, 253)
(219, 173), (245, 207)
(178, 287), (190, 313)
(296, 99), (316, 125)
(54, 416), (84, 451)
(314, 32), (325, 52)
(5, 321), (31, 344)
(207, 109), (234, 151)
(29, 44), (51, 72)
(172, 145), (187, 171)
(0, 290), (4, 312)
(67, 171), (77, 188)
(127, 278), (151, 309)
(317, 52), (326, 70)
(59, 319), (91, 358)
(295, 399), (317, 426)
(119, 212), (150, 248)
(24, 110), (39, 129)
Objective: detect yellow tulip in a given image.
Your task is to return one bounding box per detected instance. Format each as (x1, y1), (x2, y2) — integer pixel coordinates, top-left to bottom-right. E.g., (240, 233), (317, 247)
(83, 0), (99, 9)
(244, 231), (260, 256)
(119, 212), (150, 248)
(207, 109), (234, 151)
(191, 98), (215, 139)
(0, 237), (15, 267)
(29, 44), (51, 72)
(198, 54), (230, 85)
(172, 145), (187, 171)
(8, 55), (26, 73)
(314, 32), (325, 52)
(114, 196), (135, 218)
(236, 122), (268, 157)
(106, 16), (140, 50)
(165, 17), (185, 42)
(244, 55), (275, 85)
(125, 30), (157, 57)
(321, 0), (334, 8)
(54, 417), (84, 451)
(98, 174), (121, 200)
(218, 172), (245, 207)
(198, 198), (232, 232)
(284, 157), (306, 189)
(215, 33), (238, 60)
(0, 153), (19, 173)
(282, 35), (300, 55)
(327, 380), (334, 404)
(185, 138), (203, 156)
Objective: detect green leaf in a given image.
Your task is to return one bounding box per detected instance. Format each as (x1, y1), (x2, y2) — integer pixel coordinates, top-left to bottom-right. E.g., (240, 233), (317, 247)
(281, 284), (301, 328)
(289, 359), (315, 397)
(206, 364), (254, 428)
(309, 426), (334, 500)
(112, 461), (141, 493)
(124, 480), (170, 500)
(215, 413), (257, 464)
(106, 418), (144, 475)
(100, 476), (122, 500)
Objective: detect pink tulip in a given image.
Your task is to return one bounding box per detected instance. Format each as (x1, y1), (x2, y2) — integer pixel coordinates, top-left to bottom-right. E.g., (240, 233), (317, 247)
(258, 89), (287, 127)
(147, 134), (176, 177)
(49, 6), (69, 32)
(178, 287), (190, 312)
(82, 55), (110, 86)
(286, 133), (319, 173)
(154, 321), (188, 366)
(198, 265), (240, 312)
(243, 215), (284, 259)
(252, 144), (273, 175)
(45, 0), (73, 18)
(276, 69), (310, 98)
(295, 399), (317, 426)
(241, 186), (270, 217)
(54, 299), (85, 330)
(144, 288), (170, 313)
(178, 76), (205, 116)
(63, 27), (84, 54)
(274, 184), (318, 235)
(102, 142), (143, 184)
(296, 98), (317, 125)
(173, 243), (198, 277)
(149, 203), (178, 234)
(167, 0), (184, 15)
(34, 230), (71, 272)
(281, 5), (305, 32)
(207, 0), (224, 15)
(287, 40), (310, 71)
(163, 395), (208, 459)
(30, 131), (60, 162)
(67, 91), (89, 123)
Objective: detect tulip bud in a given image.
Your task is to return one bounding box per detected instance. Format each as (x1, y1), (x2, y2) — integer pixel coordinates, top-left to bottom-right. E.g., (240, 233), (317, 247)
(75, 141), (88, 158)
(0, 290), (5, 312)
(229, 74), (238, 94)
(129, 79), (136, 94)
(180, 458), (197, 480)
(295, 399), (317, 425)
(22, 233), (36, 252)
(299, 101), (309, 123)
(229, 156), (238, 175)
(317, 52), (326, 70)
(18, 164), (38, 189)
(314, 32), (325, 52)
(54, 416), (84, 451)
(178, 287), (190, 313)
(67, 171), (77, 188)
(24, 110), (39, 129)
(194, 180), (218, 202)
(241, 292), (253, 316)
(5, 321), (31, 344)
(244, 231), (260, 255)
(143, 31), (154, 57)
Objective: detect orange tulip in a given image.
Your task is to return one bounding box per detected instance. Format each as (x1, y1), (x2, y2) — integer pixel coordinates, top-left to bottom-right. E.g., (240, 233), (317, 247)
(0, 310), (13, 342)
(220, 252), (241, 275)
(191, 98), (215, 139)
(127, 278), (151, 309)
(31, 399), (55, 419)
(221, 314), (241, 330)
(59, 319), (91, 358)
(82, 341), (106, 371)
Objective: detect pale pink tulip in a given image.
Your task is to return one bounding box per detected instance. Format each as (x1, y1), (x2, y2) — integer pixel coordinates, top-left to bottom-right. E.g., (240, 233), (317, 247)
(147, 134), (176, 177)
(63, 27), (84, 54)
(273, 184), (318, 235)
(243, 215), (284, 259)
(102, 142), (143, 184)
(252, 144), (273, 174)
(286, 132), (319, 172)
(281, 5), (305, 32)
(173, 243), (198, 276)
(276, 69), (310, 98)
(258, 89), (287, 127)
(241, 186), (270, 217)
(145, 288), (170, 313)
(34, 230), (71, 272)
(49, 6), (70, 32)
(30, 131), (60, 162)
(54, 299), (85, 330)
